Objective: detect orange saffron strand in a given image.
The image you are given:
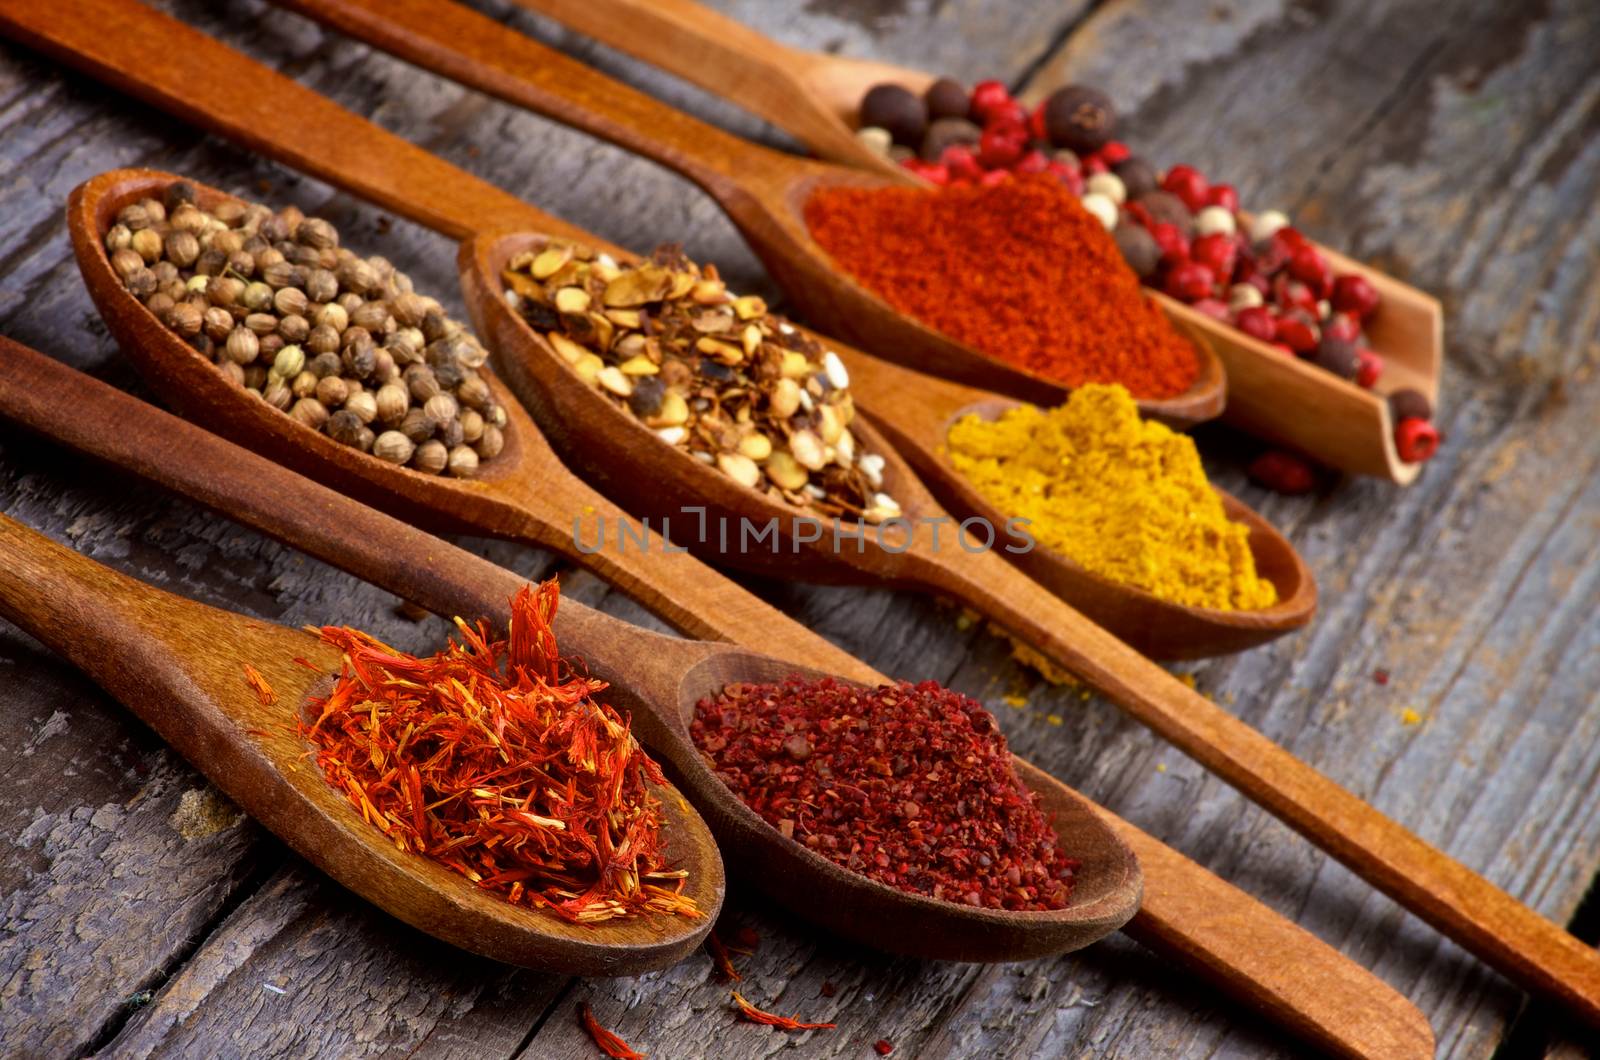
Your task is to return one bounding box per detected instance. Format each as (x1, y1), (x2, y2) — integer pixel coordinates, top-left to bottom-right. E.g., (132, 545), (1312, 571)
(706, 931), (742, 982)
(578, 1002), (646, 1060)
(242, 663), (276, 706)
(297, 581), (698, 923)
(731, 991), (836, 1031)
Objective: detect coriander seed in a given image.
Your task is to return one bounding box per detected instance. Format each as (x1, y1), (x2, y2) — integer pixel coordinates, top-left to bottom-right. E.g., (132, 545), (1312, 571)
(412, 438), (448, 475)
(447, 445), (479, 478)
(373, 430), (414, 464)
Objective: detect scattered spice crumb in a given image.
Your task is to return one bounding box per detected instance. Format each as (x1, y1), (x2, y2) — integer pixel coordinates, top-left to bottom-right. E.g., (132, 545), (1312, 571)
(1176, 673), (1197, 689)
(875, 1039), (895, 1055)
(1045, 714), (1063, 726)
(579, 1002), (645, 1060)
(242, 663), (276, 706)
(731, 926), (760, 951)
(1400, 708), (1423, 726)
(1156, 763), (1168, 774)
(955, 610), (975, 632)
(1373, 668), (1391, 685)
(731, 991), (836, 1031)
(819, 981), (837, 998)
(169, 787), (243, 840)
(706, 932), (742, 982)
(261, 982), (287, 996)
(1002, 693), (1028, 709)
(395, 600), (430, 622)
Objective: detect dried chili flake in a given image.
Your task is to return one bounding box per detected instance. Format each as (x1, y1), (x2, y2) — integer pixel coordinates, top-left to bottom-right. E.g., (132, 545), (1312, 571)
(706, 931), (742, 982)
(692, 677), (1077, 911)
(301, 581), (699, 923)
(578, 1001), (645, 1060)
(242, 663), (276, 706)
(874, 1039), (895, 1055)
(731, 991), (836, 1031)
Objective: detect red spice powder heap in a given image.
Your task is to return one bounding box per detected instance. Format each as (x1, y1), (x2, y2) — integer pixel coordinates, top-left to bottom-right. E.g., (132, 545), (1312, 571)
(304, 582), (699, 923)
(691, 677), (1077, 910)
(803, 175), (1200, 397)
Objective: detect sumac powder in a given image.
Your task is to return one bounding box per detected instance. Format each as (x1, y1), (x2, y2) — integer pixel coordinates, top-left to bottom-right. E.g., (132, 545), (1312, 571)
(802, 175), (1200, 398)
(692, 677), (1077, 910)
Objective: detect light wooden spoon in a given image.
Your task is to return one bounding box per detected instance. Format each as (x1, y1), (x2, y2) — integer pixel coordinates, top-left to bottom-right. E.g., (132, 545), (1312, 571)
(503, 0), (1446, 483)
(0, 510), (724, 976)
(7, 1), (1594, 1024)
(67, 168), (873, 686)
(270, 0), (1227, 427)
(0, 336), (1432, 1056)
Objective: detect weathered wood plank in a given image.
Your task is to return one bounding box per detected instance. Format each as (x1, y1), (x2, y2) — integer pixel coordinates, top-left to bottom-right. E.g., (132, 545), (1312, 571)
(0, 0), (1597, 1056)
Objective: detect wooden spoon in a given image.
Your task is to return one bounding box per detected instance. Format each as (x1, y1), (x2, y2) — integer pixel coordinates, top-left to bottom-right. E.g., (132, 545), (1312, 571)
(66, 168), (873, 687)
(270, 0), (1226, 428)
(502, 0), (1444, 483)
(4, 2), (1591, 1024)
(0, 341), (1134, 964)
(0, 510), (724, 977)
(0, 337), (1431, 1056)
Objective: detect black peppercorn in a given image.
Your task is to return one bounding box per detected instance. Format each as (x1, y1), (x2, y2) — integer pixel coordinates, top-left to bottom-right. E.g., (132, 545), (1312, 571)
(1113, 224), (1162, 279)
(859, 83), (928, 147)
(628, 376), (666, 418)
(1042, 85), (1115, 153)
(1388, 388), (1433, 422)
(923, 77), (969, 121)
(1312, 336), (1360, 379)
(1136, 190), (1194, 236)
(919, 116), (982, 161)
(1113, 157), (1158, 200)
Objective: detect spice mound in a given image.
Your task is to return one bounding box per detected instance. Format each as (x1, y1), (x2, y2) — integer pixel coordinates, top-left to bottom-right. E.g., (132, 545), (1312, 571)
(802, 175), (1199, 398)
(692, 676), (1077, 910)
(304, 581), (699, 923)
(503, 239), (901, 523)
(106, 182), (507, 477)
(947, 384), (1277, 611)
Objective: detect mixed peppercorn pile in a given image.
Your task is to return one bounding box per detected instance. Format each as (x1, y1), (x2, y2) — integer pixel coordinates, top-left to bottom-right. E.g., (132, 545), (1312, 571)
(692, 676), (1078, 911)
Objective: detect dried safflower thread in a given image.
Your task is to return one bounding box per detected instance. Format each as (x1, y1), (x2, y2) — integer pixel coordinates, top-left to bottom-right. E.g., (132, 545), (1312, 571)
(946, 384), (1277, 611)
(302, 581), (699, 923)
(503, 239), (902, 523)
(802, 176), (1199, 398)
(706, 931), (743, 982)
(242, 663), (276, 706)
(693, 677), (1077, 910)
(730, 992), (836, 1031)
(578, 1002), (645, 1060)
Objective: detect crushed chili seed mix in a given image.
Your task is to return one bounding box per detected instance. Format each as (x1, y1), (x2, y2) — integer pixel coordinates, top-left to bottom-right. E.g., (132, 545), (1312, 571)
(302, 581), (699, 923)
(503, 239), (901, 523)
(691, 677), (1077, 910)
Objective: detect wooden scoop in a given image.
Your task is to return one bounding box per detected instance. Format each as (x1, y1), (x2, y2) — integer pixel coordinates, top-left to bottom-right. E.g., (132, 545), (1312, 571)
(66, 168), (873, 686)
(0, 337), (1429, 1055)
(271, 0), (1226, 428)
(500, 0), (1444, 482)
(2, 0), (1589, 1026)
(0, 510), (724, 977)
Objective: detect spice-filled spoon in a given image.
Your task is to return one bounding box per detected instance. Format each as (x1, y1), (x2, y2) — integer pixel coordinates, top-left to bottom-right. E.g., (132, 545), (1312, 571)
(0, 511), (724, 976)
(9, 3), (1596, 1025)
(840, 351), (1317, 659)
(0, 338), (1137, 964)
(65, 167), (873, 687)
(268, 0), (1227, 428)
(503, 0), (1445, 483)
(0, 340), (1433, 1058)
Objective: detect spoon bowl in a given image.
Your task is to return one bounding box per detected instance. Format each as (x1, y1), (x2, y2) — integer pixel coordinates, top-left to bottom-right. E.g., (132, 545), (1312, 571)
(0, 511), (723, 975)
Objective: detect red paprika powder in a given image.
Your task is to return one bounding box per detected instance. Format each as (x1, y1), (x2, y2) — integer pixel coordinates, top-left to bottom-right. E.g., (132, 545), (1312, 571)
(692, 676), (1077, 910)
(803, 175), (1200, 398)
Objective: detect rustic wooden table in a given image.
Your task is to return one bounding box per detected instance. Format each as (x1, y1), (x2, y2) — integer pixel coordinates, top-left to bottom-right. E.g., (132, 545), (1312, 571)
(3, 1), (1598, 1056)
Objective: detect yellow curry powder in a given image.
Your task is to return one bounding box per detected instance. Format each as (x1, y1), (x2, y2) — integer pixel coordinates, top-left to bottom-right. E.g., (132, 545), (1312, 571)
(946, 384), (1277, 611)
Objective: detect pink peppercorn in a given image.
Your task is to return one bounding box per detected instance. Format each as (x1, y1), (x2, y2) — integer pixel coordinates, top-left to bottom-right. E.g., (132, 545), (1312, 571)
(1150, 222), (1190, 266)
(1098, 140), (1131, 165)
(969, 80), (1013, 123)
(1190, 233), (1237, 282)
(1205, 184), (1240, 212)
(1161, 164), (1210, 212)
(1165, 261), (1216, 301)
(1332, 274), (1381, 319)
(1274, 314), (1319, 353)
(1356, 348), (1383, 388)
(1234, 306), (1276, 342)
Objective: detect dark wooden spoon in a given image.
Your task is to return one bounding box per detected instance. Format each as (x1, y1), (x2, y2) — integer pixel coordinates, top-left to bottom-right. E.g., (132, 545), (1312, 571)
(66, 168), (874, 685)
(505, 0), (1446, 483)
(271, 0), (1226, 426)
(0, 510), (724, 976)
(2, 0), (1592, 1024)
(0, 336), (1433, 1055)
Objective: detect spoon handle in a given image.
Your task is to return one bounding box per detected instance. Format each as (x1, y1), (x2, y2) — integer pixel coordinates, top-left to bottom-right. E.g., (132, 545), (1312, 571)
(910, 542), (1600, 1026)
(0, 0), (561, 244)
(273, 0), (810, 194)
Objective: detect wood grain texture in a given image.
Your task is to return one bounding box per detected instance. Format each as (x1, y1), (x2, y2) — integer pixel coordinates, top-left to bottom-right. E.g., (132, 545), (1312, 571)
(0, 0), (1596, 1056)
